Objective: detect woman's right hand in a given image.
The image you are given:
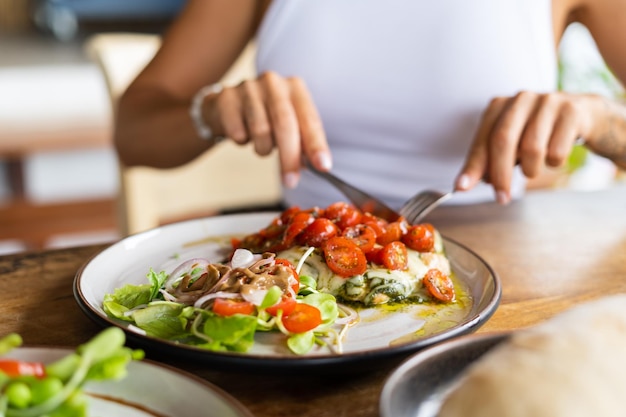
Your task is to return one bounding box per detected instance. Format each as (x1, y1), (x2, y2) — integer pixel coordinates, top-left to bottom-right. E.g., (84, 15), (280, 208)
(203, 71), (332, 188)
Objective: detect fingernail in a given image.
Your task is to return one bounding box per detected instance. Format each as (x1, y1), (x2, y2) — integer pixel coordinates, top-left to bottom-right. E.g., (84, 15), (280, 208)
(496, 191), (510, 205)
(314, 151), (332, 171)
(455, 174), (471, 190)
(283, 172), (300, 189)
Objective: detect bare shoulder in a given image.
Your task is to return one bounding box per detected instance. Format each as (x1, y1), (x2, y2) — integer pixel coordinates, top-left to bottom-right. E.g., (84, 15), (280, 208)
(552, 0), (626, 81)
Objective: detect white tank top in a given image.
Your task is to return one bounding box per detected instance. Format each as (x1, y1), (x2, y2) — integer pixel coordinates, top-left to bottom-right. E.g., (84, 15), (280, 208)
(256, 0), (557, 210)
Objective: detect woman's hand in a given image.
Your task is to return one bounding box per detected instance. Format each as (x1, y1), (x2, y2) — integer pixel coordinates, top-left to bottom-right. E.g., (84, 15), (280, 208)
(455, 90), (605, 204)
(203, 71), (332, 188)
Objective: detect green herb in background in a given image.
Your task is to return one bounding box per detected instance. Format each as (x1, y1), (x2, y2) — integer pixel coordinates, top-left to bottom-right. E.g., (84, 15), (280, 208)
(0, 328), (143, 417)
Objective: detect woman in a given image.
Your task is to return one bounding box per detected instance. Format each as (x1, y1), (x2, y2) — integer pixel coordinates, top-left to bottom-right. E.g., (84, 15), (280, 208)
(114, 0), (626, 209)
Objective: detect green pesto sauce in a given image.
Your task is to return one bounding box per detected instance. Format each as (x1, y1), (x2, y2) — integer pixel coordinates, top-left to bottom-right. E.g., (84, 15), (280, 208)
(339, 272), (472, 345)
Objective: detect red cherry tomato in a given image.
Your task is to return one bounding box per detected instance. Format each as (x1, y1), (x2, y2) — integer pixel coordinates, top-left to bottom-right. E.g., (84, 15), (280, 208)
(376, 221), (405, 246)
(322, 236), (367, 277)
(423, 269), (456, 302)
(297, 218), (340, 247)
(0, 360), (46, 378)
(266, 294), (297, 316)
(281, 303), (323, 333)
(361, 212), (388, 237)
(402, 223), (435, 252)
(259, 218), (286, 239)
(212, 298), (255, 316)
(237, 232), (265, 252)
(302, 206), (325, 218)
(380, 241), (409, 270)
(366, 245), (384, 265)
(280, 206), (302, 224)
(282, 211), (314, 247)
(274, 258), (300, 293)
(323, 202), (362, 229)
(342, 224), (377, 253)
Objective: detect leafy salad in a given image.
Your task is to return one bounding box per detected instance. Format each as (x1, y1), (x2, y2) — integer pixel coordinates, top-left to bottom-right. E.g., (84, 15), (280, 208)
(103, 249), (355, 355)
(0, 328), (143, 417)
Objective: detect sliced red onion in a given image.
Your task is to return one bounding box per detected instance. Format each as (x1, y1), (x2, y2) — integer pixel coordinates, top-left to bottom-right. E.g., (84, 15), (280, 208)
(194, 291), (241, 308)
(230, 248), (262, 269)
(295, 247), (316, 274)
(241, 287), (269, 306)
(165, 258), (211, 291)
(127, 324), (147, 336)
(159, 289), (179, 302)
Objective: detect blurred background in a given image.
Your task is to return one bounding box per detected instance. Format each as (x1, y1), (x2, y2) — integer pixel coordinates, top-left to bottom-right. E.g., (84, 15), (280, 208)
(0, 0), (185, 254)
(0, 0), (623, 255)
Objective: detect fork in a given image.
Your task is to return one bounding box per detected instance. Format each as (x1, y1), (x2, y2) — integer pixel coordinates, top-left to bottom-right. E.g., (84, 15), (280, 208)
(304, 160), (401, 221)
(304, 160), (451, 223)
(399, 190), (453, 224)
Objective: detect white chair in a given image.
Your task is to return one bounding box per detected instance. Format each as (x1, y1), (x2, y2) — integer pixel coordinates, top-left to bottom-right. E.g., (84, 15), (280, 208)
(85, 33), (282, 236)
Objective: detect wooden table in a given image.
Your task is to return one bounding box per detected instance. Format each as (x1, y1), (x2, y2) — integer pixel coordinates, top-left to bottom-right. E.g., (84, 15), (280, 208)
(2, 184), (626, 417)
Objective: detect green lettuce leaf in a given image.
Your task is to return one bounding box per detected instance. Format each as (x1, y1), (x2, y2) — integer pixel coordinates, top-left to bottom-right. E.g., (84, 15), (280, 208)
(202, 314), (257, 352)
(102, 284), (152, 321)
(130, 302), (186, 339)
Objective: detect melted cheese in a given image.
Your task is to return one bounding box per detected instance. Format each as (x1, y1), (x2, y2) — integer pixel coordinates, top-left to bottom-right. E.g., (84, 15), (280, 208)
(278, 234), (451, 306)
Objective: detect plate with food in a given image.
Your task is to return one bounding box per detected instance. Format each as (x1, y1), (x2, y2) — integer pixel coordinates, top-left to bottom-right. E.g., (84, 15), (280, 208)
(74, 202), (501, 372)
(0, 328), (252, 417)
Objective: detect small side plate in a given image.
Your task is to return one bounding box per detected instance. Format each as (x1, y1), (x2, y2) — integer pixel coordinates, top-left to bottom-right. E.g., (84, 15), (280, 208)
(5, 347), (253, 417)
(380, 332), (509, 417)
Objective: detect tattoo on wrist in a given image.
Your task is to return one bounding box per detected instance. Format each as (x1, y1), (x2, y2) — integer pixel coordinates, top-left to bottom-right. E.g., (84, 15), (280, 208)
(594, 98), (626, 168)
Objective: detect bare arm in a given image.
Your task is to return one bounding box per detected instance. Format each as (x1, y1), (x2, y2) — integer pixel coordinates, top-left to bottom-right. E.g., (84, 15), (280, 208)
(114, 0), (331, 188)
(573, 0), (626, 168)
(114, 0), (266, 168)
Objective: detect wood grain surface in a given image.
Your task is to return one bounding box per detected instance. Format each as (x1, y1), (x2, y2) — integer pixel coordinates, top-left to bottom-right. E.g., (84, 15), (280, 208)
(1, 184), (625, 417)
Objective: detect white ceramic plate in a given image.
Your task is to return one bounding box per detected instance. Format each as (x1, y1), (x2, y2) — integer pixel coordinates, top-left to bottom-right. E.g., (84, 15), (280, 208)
(74, 212), (501, 373)
(379, 332), (508, 417)
(4, 347), (253, 417)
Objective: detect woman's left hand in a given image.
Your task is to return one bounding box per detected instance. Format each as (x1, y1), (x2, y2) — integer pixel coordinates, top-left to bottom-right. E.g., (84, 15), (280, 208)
(455, 90), (603, 204)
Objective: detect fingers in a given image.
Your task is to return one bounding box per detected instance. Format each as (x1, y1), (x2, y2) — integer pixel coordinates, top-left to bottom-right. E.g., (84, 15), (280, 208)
(240, 79), (272, 154)
(289, 77), (332, 171)
(545, 100), (580, 167)
(205, 71), (328, 189)
(460, 91), (584, 205)
(455, 97), (507, 194)
(260, 72), (301, 188)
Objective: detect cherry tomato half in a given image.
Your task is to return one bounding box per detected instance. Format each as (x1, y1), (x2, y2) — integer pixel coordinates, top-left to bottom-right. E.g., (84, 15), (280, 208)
(366, 245), (384, 265)
(376, 221), (405, 246)
(259, 218), (286, 239)
(297, 218), (340, 247)
(212, 299), (255, 316)
(423, 269), (456, 302)
(342, 224), (377, 253)
(281, 303), (322, 333)
(266, 294), (297, 317)
(402, 223), (435, 252)
(380, 241), (408, 270)
(322, 236), (367, 277)
(361, 212), (388, 237)
(280, 206), (302, 224)
(323, 202), (362, 230)
(0, 360), (46, 378)
(282, 211), (314, 247)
